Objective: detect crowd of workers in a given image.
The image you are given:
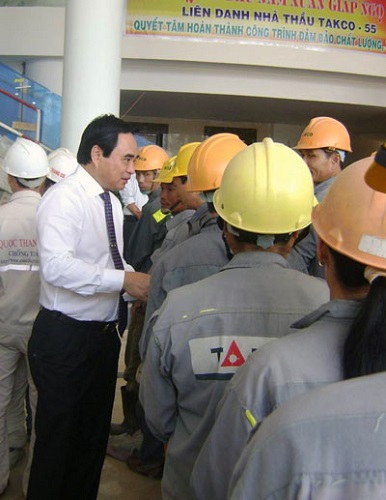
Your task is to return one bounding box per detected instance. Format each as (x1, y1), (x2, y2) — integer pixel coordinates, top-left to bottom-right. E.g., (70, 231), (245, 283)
(0, 112), (386, 499)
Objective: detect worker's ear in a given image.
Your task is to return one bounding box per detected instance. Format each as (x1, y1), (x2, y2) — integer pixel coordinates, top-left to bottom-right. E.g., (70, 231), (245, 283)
(289, 230), (299, 245)
(331, 151), (341, 168)
(317, 238), (329, 267)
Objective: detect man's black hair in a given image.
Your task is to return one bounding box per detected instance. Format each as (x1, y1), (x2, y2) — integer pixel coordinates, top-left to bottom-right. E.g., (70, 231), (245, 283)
(77, 114), (133, 165)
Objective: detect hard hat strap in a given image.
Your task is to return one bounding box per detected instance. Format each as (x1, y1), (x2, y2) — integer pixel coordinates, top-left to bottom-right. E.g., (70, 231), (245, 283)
(324, 148), (346, 163)
(17, 176), (45, 189)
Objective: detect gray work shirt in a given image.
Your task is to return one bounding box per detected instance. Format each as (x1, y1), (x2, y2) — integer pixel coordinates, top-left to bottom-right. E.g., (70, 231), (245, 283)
(150, 209), (195, 268)
(187, 202), (215, 237)
(141, 207), (228, 352)
(191, 299), (362, 500)
(140, 252), (329, 500)
(288, 176), (336, 278)
(229, 373), (386, 500)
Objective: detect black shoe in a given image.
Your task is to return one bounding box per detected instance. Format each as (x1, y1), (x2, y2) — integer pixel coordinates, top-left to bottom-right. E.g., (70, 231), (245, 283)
(127, 451), (164, 480)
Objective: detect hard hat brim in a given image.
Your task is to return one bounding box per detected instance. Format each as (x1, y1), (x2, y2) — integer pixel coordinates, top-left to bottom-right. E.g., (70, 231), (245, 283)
(365, 145), (386, 193)
(365, 161), (386, 194)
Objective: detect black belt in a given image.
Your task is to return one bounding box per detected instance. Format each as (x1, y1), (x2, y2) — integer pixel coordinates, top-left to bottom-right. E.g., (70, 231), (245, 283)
(41, 308), (118, 333)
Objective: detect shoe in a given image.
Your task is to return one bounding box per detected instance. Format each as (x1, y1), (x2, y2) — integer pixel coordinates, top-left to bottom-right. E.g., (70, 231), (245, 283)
(127, 451), (164, 480)
(106, 431), (143, 462)
(9, 446), (25, 468)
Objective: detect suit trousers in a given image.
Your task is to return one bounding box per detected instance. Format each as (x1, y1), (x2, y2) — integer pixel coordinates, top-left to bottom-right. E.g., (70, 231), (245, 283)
(27, 308), (121, 500)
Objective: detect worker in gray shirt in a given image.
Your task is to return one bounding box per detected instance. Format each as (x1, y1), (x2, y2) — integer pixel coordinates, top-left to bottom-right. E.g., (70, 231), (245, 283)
(288, 116), (352, 278)
(230, 373), (386, 499)
(141, 133), (247, 355)
(140, 139), (329, 500)
(192, 154), (382, 500)
(150, 143), (202, 267)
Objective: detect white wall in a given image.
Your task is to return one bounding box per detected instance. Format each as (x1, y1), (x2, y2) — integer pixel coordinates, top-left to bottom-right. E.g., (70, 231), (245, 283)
(120, 58), (386, 108)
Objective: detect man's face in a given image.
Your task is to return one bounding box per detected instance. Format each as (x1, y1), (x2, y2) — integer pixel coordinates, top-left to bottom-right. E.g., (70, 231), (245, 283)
(160, 179), (182, 214)
(94, 133), (137, 191)
(175, 177), (201, 209)
(299, 148), (339, 185)
(136, 170), (157, 194)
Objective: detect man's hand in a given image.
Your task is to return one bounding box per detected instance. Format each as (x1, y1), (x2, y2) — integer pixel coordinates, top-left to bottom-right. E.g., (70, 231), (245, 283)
(127, 203), (142, 220)
(123, 272), (150, 302)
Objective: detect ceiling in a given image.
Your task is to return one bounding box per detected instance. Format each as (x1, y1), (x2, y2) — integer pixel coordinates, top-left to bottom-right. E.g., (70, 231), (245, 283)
(119, 90), (386, 135)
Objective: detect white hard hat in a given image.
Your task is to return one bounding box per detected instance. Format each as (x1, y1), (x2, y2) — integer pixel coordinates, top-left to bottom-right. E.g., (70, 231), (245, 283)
(47, 148), (78, 183)
(3, 137), (49, 188)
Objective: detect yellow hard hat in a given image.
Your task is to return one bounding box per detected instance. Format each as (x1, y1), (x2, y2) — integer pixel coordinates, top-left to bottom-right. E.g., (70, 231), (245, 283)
(173, 142), (201, 178)
(187, 133), (246, 192)
(134, 144), (169, 171)
(214, 138), (316, 234)
(154, 156), (177, 183)
(313, 155), (386, 269)
(364, 142), (386, 193)
(155, 142), (202, 184)
(295, 117), (352, 153)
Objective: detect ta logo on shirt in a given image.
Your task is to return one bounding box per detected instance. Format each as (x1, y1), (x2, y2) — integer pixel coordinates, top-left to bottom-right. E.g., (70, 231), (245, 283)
(220, 340), (245, 367)
(189, 336), (275, 380)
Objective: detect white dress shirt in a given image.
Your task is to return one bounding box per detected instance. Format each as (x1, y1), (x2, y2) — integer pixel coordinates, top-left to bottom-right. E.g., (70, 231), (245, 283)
(119, 175), (148, 215)
(37, 166), (134, 322)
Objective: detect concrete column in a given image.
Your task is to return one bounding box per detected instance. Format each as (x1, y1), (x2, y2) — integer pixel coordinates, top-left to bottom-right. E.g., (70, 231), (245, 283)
(61, 0), (124, 153)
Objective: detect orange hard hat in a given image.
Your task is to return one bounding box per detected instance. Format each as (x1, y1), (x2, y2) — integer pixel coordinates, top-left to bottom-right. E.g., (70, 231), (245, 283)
(186, 133), (246, 192)
(134, 144), (169, 171)
(295, 117), (352, 153)
(312, 155), (386, 269)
